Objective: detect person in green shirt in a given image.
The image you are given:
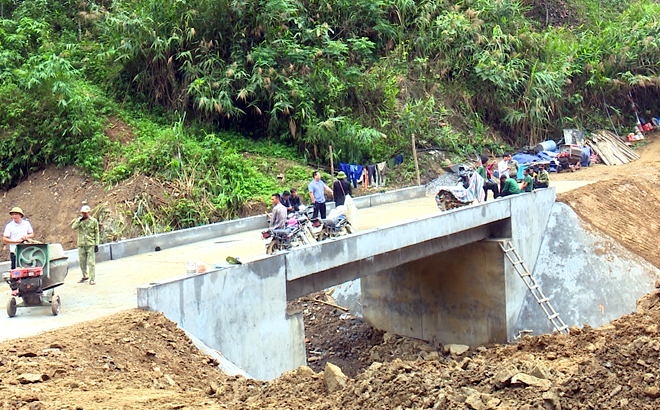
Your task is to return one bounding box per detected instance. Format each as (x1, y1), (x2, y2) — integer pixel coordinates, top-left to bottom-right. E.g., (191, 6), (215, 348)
(476, 155), (499, 200)
(72, 205), (100, 285)
(533, 163), (550, 189)
(499, 175), (521, 197)
(520, 167), (534, 192)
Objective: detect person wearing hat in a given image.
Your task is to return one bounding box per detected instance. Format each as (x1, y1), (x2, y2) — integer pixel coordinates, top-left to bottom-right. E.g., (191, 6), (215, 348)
(72, 205), (99, 285)
(2, 207), (34, 269)
(332, 171), (352, 207)
(533, 163), (550, 189)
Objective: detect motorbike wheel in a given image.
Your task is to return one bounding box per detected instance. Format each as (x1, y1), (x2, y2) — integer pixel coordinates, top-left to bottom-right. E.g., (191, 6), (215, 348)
(7, 297), (16, 318)
(51, 295), (61, 316)
(266, 241), (278, 255)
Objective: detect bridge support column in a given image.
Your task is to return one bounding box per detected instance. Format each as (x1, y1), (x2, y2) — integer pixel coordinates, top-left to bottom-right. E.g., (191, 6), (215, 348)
(361, 240), (508, 347)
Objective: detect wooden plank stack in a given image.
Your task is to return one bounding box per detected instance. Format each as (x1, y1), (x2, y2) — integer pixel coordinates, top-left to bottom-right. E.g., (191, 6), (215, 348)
(585, 130), (640, 166)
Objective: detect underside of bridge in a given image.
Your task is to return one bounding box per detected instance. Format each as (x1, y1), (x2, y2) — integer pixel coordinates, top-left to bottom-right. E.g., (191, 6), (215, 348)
(361, 239), (510, 347)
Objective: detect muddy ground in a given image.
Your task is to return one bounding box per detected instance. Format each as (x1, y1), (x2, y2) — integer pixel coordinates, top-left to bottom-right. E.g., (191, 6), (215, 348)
(2, 290), (660, 409)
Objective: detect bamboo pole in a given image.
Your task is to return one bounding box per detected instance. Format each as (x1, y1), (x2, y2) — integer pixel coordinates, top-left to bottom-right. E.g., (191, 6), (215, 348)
(312, 299), (349, 312)
(329, 145), (334, 185)
(412, 134), (421, 186)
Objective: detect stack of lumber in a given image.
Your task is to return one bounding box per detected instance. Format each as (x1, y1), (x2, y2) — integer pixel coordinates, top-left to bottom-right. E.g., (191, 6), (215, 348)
(585, 130), (640, 166)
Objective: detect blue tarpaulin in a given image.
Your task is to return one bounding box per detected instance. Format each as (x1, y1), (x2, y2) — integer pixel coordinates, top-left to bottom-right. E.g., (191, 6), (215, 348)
(512, 151), (559, 178)
(580, 147), (592, 167)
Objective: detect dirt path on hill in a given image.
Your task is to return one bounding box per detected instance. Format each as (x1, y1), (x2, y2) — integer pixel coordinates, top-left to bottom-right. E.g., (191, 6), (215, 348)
(551, 131), (660, 183)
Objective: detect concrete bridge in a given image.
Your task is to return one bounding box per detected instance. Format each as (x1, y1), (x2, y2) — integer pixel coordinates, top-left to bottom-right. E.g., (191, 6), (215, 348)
(138, 188), (556, 380)
(3, 181), (657, 382)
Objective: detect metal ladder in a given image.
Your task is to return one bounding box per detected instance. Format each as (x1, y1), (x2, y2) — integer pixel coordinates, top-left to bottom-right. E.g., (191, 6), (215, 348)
(499, 241), (569, 335)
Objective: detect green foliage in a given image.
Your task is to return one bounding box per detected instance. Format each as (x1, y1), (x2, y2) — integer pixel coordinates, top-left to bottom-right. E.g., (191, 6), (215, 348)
(4, 0), (660, 232)
(0, 14), (108, 187)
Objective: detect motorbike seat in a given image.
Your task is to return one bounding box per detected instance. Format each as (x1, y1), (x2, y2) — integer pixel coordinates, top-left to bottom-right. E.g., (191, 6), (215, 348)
(272, 229), (291, 237)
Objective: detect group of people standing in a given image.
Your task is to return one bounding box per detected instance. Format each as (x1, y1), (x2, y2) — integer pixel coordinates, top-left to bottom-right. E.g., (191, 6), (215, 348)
(2, 205), (99, 285)
(476, 153), (550, 199)
(268, 170), (354, 230)
(308, 170), (354, 218)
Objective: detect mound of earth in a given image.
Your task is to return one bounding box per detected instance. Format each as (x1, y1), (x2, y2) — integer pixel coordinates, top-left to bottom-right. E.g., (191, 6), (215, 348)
(558, 176), (660, 268)
(2, 290), (660, 409)
(0, 165), (173, 261)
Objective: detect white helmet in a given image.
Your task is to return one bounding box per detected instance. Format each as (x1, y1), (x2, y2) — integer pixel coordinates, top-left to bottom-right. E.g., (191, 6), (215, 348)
(80, 205), (91, 213)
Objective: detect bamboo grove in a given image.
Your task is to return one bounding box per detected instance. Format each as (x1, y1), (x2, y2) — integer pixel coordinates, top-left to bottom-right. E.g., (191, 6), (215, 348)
(1, 0), (660, 224)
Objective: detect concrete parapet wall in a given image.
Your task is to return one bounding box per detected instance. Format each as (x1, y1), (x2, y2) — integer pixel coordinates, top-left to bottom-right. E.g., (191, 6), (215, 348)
(0, 185), (426, 272)
(516, 202), (660, 334)
(112, 185), (424, 261)
(285, 195), (513, 283)
(137, 254), (306, 381)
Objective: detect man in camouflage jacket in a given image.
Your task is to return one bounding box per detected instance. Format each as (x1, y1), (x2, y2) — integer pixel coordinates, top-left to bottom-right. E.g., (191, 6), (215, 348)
(72, 205), (100, 285)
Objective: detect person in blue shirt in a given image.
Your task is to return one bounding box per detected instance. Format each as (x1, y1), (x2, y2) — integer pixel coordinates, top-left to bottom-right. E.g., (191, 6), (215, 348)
(308, 171), (333, 219)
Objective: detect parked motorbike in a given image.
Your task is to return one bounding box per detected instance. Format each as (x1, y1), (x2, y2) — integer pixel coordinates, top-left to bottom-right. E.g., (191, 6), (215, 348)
(262, 205), (315, 254)
(309, 206), (355, 241)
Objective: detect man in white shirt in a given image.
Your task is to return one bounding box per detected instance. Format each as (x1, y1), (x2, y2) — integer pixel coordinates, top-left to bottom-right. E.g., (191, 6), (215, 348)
(497, 153), (512, 179)
(3, 207), (34, 269)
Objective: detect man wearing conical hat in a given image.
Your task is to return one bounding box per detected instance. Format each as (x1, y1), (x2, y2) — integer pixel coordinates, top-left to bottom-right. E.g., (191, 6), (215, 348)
(2, 207), (34, 269)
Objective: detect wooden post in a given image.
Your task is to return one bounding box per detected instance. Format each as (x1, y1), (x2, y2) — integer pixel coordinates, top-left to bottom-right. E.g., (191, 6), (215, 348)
(412, 134), (421, 185)
(329, 145), (334, 185)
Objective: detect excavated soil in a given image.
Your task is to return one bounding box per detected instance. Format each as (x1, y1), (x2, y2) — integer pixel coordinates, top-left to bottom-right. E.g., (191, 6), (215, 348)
(558, 176), (660, 268)
(3, 291), (660, 409)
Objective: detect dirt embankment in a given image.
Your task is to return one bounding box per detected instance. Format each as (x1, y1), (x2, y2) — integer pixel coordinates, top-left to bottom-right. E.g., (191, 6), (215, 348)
(3, 290), (660, 409)
(558, 177), (660, 268)
(0, 166), (172, 260)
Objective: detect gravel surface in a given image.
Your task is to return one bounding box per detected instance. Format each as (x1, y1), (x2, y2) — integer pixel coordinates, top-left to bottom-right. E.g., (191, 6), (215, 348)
(425, 169), (463, 194)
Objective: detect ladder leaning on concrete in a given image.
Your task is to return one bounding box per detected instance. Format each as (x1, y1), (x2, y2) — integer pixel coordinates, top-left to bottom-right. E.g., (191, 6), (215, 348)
(499, 241), (570, 335)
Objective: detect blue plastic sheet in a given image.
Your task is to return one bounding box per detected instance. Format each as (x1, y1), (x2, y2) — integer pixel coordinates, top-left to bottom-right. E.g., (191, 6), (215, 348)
(512, 151), (559, 177)
(580, 147), (592, 167)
